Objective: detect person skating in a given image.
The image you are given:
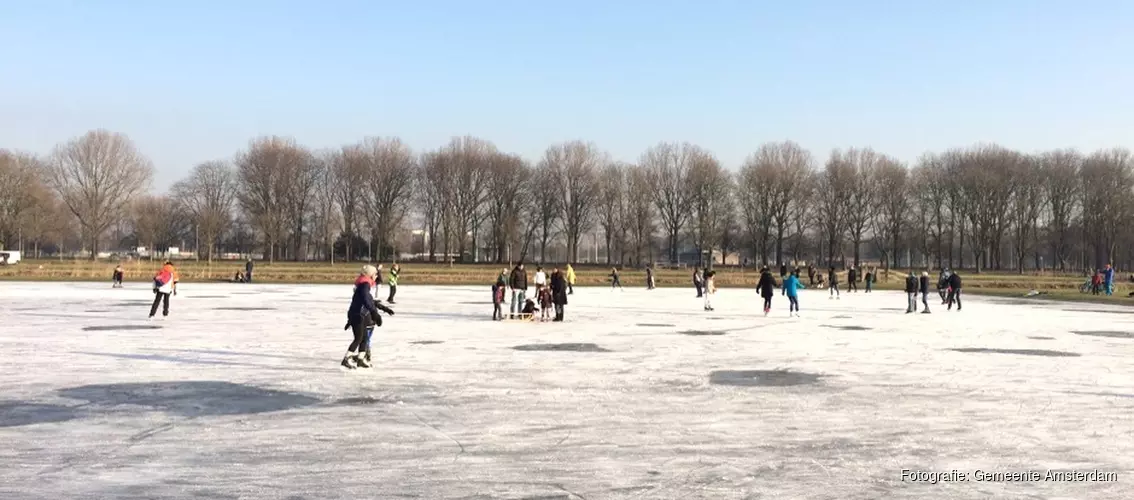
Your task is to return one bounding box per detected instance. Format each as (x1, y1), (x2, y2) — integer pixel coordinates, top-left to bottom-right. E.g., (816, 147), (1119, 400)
(148, 261), (178, 318)
(757, 266), (778, 316)
(864, 268), (874, 293)
(341, 265), (394, 369)
(112, 264), (124, 288)
(609, 268), (623, 290)
(784, 270), (804, 317)
(919, 271), (931, 313)
(245, 258), (254, 283)
(779, 264), (787, 278)
(509, 263), (529, 319)
(1104, 264), (1116, 296)
(645, 265), (655, 290)
(374, 264), (385, 299)
(807, 265), (816, 286)
(387, 264), (400, 303)
(565, 263), (576, 295)
(703, 270), (716, 311)
(946, 271), (963, 311)
(693, 268), (704, 298)
(492, 273), (506, 320)
(848, 267), (858, 292)
(550, 267), (568, 321)
(538, 284), (553, 321)
(828, 267), (840, 299)
(904, 272), (919, 313)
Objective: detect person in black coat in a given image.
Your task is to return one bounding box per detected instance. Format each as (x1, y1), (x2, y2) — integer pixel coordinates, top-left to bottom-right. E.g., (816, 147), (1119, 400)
(848, 267), (858, 292)
(904, 272), (919, 313)
(757, 267), (778, 316)
(550, 268), (568, 321)
(245, 259), (254, 283)
(828, 267), (840, 299)
(919, 271), (931, 313)
(947, 271), (962, 311)
(343, 265), (394, 369)
(509, 263), (528, 319)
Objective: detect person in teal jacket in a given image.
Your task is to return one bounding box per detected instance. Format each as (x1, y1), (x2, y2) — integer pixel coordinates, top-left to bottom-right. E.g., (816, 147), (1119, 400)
(784, 270), (804, 317)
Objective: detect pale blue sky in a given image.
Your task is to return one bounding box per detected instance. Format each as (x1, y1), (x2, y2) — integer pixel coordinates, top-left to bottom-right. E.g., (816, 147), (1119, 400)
(2, 0), (1132, 191)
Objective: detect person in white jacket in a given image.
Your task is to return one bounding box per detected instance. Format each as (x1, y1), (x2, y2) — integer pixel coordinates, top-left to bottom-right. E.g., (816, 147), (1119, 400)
(703, 270), (716, 311)
(534, 266), (548, 293)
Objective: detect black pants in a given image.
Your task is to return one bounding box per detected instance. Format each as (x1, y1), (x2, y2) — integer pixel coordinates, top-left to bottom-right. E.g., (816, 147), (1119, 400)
(149, 292), (170, 317)
(348, 320), (367, 352)
(788, 295), (799, 312)
(612, 278), (622, 289)
(568, 283), (573, 294)
(387, 285), (397, 302)
(849, 281), (857, 292)
(554, 304), (564, 321)
(493, 303), (502, 320)
(947, 289), (962, 310)
(922, 292), (930, 311)
(865, 282), (872, 292)
(762, 296), (772, 310)
(246, 272), (253, 283)
(695, 283), (702, 297)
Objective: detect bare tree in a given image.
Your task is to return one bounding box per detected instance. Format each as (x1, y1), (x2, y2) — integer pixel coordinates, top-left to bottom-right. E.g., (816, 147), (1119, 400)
(597, 163), (626, 265)
(331, 146), (368, 261)
(485, 153), (530, 263)
(419, 152), (448, 262)
(309, 154), (339, 262)
(838, 148), (885, 268)
(762, 142), (814, 265)
(815, 153), (854, 266)
(132, 195), (187, 259)
(173, 160), (236, 262)
(46, 130), (154, 258)
(869, 157), (909, 271)
(1039, 149), (1082, 271)
(235, 136), (310, 262)
(1081, 148), (1134, 267)
(531, 161), (560, 263)
(1009, 156), (1046, 272)
(737, 152), (775, 264)
(687, 151), (731, 266)
(625, 165), (655, 267)
(955, 145), (1022, 272)
(356, 137), (417, 262)
(0, 150), (45, 250)
(544, 140), (604, 263)
(642, 142), (699, 263)
(913, 154), (949, 268)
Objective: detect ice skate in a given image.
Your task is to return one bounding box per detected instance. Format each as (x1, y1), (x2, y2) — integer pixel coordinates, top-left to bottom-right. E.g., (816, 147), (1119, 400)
(364, 348), (372, 363)
(922, 310), (931, 314)
(354, 355), (371, 368)
(341, 355), (357, 369)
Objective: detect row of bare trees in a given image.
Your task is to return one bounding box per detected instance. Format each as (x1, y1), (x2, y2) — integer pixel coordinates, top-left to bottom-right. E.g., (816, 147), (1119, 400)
(2, 130), (1132, 272)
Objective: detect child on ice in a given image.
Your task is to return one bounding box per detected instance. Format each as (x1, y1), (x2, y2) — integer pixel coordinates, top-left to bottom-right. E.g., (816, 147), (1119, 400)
(784, 270), (804, 317)
(342, 265), (394, 369)
(112, 264), (124, 288)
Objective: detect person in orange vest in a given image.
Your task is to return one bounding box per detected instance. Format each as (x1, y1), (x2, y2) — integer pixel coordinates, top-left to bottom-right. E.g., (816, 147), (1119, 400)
(149, 261), (179, 318)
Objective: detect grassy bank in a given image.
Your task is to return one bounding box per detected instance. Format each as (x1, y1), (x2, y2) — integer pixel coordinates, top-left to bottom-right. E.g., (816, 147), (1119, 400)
(1, 259), (1129, 305)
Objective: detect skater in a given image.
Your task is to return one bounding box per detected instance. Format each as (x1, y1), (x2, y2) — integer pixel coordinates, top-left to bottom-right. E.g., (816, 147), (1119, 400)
(938, 269), (950, 303)
(828, 267), (840, 299)
(112, 264), (124, 288)
(757, 266), (778, 316)
(703, 270), (716, 311)
(1104, 264), (1115, 296)
(645, 265), (655, 290)
(693, 268), (704, 297)
(148, 262), (178, 318)
(784, 270), (803, 317)
(374, 264), (385, 299)
(492, 274), (506, 320)
(779, 263), (787, 278)
(550, 267), (568, 321)
(341, 265), (394, 369)
(565, 263), (576, 295)
(807, 265), (816, 286)
(904, 272), (919, 313)
(534, 266), (548, 295)
(919, 271), (931, 313)
(864, 268), (874, 293)
(387, 264), (400, 303)
(509, 263), (529, 319)
(946, 271), (963, 311)
(538, 283), (553, 321)
(609, 268), (623, 290)
(848, 267), (858, 292)
(245, 258), (254, 283)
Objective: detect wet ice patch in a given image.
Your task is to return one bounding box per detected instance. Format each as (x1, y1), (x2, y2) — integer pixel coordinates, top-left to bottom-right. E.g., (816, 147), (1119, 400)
(821, 325), (872, 331)
(947, 348), (1080, 357)
(1072, 330), (1134, 339)
(679, 330), (727, 336)
(709, 370), (823, 387)
(636, 323), (676, 327)
(512, 343), (612, 353)
(82, 325), (162, 332)
(56, 381), (321, 417)
(410, 340), (444, 345)
(0, 401), (83, 427)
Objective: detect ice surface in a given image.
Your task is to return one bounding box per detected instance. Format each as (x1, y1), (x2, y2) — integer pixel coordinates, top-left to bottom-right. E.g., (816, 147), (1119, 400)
(1, 281), (1133, 499)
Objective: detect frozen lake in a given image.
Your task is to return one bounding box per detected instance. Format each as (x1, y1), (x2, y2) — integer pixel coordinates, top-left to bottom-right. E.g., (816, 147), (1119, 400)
(2, 281), (1133, 499)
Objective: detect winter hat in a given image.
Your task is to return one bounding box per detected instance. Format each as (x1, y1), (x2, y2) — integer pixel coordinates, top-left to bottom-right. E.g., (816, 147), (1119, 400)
(922, 271), (929, 277)
(361, 265), (377, 277)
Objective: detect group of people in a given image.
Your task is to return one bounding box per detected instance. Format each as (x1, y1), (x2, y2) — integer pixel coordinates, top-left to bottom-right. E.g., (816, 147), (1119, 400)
(1086, 265), (1116, 296)
(493, 263), (573, 321)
